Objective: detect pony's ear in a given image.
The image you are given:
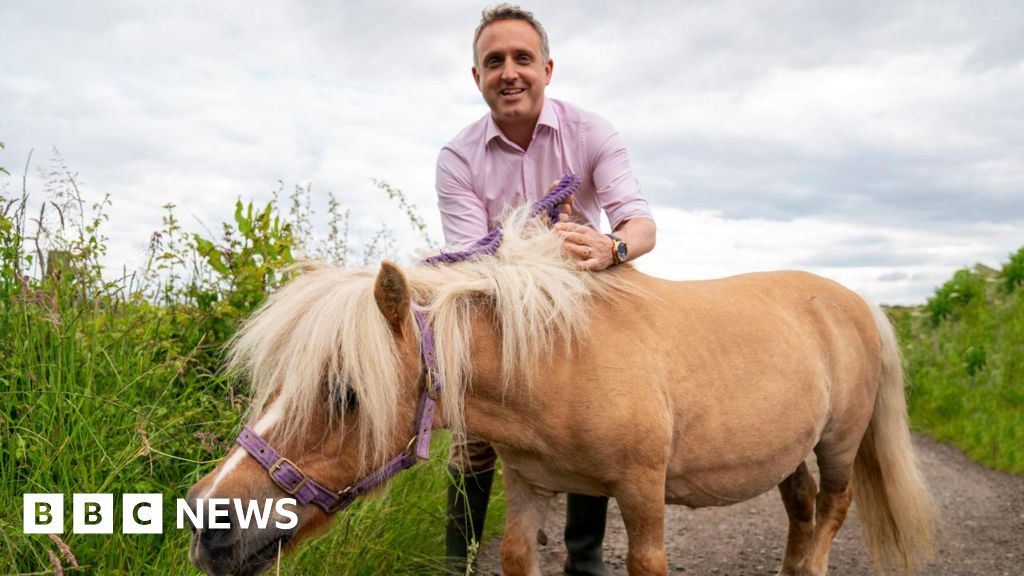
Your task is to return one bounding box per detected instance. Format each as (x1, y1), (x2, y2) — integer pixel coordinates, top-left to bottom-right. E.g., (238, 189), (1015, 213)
(297, 259), (327, 273)
(373, 260), (410, 334)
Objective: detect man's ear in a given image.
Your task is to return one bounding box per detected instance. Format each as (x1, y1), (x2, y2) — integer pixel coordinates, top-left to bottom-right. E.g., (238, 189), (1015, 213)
(545, 58), (554, 85)
(472, 66), (481, 90)
(373, 260), (410, 334)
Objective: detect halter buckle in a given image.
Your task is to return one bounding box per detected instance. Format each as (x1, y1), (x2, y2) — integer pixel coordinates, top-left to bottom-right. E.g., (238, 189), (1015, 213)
(268, 457), (309, 496)
(424, 370), (440, 401)
(406, 435), (419, 452)
(327, 486), (353, 513)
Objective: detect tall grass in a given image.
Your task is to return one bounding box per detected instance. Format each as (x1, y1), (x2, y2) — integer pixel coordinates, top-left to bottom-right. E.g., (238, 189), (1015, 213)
(0, 154), (505, 574)
(892, 252), (1024, 475)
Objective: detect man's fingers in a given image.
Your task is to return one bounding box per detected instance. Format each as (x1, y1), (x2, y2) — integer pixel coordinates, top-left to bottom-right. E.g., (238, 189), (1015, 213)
(558, 195), (573, 222)
(561, 240), (605, 271)
(553, 221), (588, 235)
(564, 241), (590, 258)
(555, 223), (609, 270)
(559, 231), (591, 247)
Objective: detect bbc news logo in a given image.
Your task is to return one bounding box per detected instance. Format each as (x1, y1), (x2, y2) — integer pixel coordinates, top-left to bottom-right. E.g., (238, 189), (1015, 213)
(23, 494), (298, 534)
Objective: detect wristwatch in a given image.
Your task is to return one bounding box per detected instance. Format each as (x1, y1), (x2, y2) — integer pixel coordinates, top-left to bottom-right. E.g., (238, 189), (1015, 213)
(605, 233), (628, 265)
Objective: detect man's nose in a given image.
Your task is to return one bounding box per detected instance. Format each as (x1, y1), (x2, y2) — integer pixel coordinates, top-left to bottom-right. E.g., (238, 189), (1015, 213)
(500, 59), (518, 81)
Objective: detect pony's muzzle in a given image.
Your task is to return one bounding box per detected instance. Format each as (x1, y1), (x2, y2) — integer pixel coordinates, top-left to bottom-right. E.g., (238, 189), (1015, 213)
(188, 524), (241, 576)
(185, 488), (295, 576)
(181, 485), (236, 575)
(185, 490), (240, 576)
(196, 523), (240, 557)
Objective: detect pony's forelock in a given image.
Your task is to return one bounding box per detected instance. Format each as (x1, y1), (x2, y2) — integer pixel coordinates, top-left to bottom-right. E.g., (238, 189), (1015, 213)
(228, 269), (402, 469)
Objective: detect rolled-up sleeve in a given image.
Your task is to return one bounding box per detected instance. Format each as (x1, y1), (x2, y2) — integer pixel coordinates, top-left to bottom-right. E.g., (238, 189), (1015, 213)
(586, 116), (654, 231)
(436, 147), (489, 247)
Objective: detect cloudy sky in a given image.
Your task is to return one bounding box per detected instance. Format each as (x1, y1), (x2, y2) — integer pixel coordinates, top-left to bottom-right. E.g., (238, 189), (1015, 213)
(2, 0), (1021, 304)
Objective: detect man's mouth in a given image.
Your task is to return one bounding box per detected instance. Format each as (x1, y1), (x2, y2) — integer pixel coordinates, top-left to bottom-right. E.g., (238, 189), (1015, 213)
(500, 87), (526, 96)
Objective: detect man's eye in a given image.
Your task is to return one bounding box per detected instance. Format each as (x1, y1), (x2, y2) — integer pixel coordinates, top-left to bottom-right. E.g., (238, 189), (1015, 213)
(516, 55), (531, 64)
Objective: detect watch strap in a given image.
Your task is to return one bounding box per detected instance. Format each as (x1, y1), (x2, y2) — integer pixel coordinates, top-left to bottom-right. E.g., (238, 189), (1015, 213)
(605, 233), (625, 265)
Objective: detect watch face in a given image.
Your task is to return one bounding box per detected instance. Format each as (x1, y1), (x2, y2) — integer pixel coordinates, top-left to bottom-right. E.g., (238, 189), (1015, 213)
(615, 241), (628, 263)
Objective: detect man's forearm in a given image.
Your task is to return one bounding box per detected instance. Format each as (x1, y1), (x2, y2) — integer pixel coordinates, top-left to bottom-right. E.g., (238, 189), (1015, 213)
(613, 217), (657, 263)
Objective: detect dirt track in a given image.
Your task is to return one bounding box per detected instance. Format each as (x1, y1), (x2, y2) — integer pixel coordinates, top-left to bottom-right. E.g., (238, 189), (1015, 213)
(475, 433), (1024, 575)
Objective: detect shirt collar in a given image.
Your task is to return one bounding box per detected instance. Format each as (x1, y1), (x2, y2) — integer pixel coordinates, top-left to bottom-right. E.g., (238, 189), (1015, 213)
(536, 98), (559, 131)
(485, 98), (560, 147)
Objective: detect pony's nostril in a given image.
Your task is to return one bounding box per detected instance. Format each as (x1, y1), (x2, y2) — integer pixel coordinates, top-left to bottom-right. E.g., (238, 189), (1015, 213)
(199, 525), (238, 552)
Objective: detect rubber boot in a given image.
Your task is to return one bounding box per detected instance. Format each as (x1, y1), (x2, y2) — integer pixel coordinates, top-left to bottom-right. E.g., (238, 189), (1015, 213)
(445, 466), (495, 575)
(563, 493), (612, 576)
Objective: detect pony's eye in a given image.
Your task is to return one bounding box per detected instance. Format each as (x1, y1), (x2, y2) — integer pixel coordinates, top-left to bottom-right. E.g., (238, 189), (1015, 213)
(336, 388), (358, 413)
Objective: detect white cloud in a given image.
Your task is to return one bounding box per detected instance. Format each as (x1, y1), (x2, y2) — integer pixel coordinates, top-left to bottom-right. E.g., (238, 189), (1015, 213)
(637, 208), (1020, 305)
(1, 0), (1021, 305)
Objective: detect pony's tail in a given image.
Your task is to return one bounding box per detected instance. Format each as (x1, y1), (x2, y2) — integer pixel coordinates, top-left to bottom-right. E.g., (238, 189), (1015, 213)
(852, 304), (936, 574)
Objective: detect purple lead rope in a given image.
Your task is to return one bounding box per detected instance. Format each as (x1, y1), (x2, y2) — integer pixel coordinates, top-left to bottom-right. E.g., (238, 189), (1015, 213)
(423, 173), (581, 266)
(531, 173), (581, 225)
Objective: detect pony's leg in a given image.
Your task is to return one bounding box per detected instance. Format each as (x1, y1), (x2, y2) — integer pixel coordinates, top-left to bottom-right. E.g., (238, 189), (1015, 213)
(776, 461), (818, 576)
(795, 447), (857, 576)
(615, 469), (669, 575)
(798, 482), (853, 576)
(500, 466), (553, 576)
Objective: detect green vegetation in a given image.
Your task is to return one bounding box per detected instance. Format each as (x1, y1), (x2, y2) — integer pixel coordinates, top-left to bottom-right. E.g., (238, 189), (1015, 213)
(892, 250), (1024, 476)
(0, 152), (505, 574)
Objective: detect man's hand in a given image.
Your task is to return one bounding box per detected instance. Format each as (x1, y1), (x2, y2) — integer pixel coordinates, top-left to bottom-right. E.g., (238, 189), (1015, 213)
(546, 178), (613, 271)
(554, 221), (614, 271)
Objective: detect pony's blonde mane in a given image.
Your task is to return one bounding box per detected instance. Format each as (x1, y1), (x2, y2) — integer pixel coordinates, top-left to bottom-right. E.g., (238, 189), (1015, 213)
(227, 205), (641, 468)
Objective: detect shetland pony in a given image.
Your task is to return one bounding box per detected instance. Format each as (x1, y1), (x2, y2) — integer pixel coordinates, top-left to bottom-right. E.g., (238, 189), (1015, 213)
(186, 206), (935, 576)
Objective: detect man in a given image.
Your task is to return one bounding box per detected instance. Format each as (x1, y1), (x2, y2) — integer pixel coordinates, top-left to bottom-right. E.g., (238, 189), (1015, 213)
(436, 5), (656, 575)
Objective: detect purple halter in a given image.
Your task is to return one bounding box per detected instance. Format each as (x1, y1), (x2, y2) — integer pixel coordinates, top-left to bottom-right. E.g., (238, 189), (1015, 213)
(235, 308), (441, 513)
(234, 174), (580, 513)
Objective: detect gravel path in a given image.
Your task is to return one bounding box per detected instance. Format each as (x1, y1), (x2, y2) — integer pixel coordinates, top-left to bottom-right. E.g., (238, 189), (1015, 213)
(475, 433), (1024, 575)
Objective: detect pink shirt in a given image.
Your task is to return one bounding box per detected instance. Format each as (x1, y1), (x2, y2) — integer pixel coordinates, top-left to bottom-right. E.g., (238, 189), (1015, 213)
(436, 98), (653, 247)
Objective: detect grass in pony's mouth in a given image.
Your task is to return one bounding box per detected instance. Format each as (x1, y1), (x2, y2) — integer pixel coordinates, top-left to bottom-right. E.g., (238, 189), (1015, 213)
(235, 534), (292, 576)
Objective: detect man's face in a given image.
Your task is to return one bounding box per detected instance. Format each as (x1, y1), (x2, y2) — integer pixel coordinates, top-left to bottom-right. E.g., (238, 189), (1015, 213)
(473, 19), (553, 132)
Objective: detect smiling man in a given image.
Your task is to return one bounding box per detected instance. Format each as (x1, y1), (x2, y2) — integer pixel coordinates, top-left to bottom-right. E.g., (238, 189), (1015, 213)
(436, 4), (657, 575)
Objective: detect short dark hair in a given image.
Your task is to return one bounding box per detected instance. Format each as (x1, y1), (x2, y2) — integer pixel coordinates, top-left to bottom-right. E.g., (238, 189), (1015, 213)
(473, 4), (550, 66)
